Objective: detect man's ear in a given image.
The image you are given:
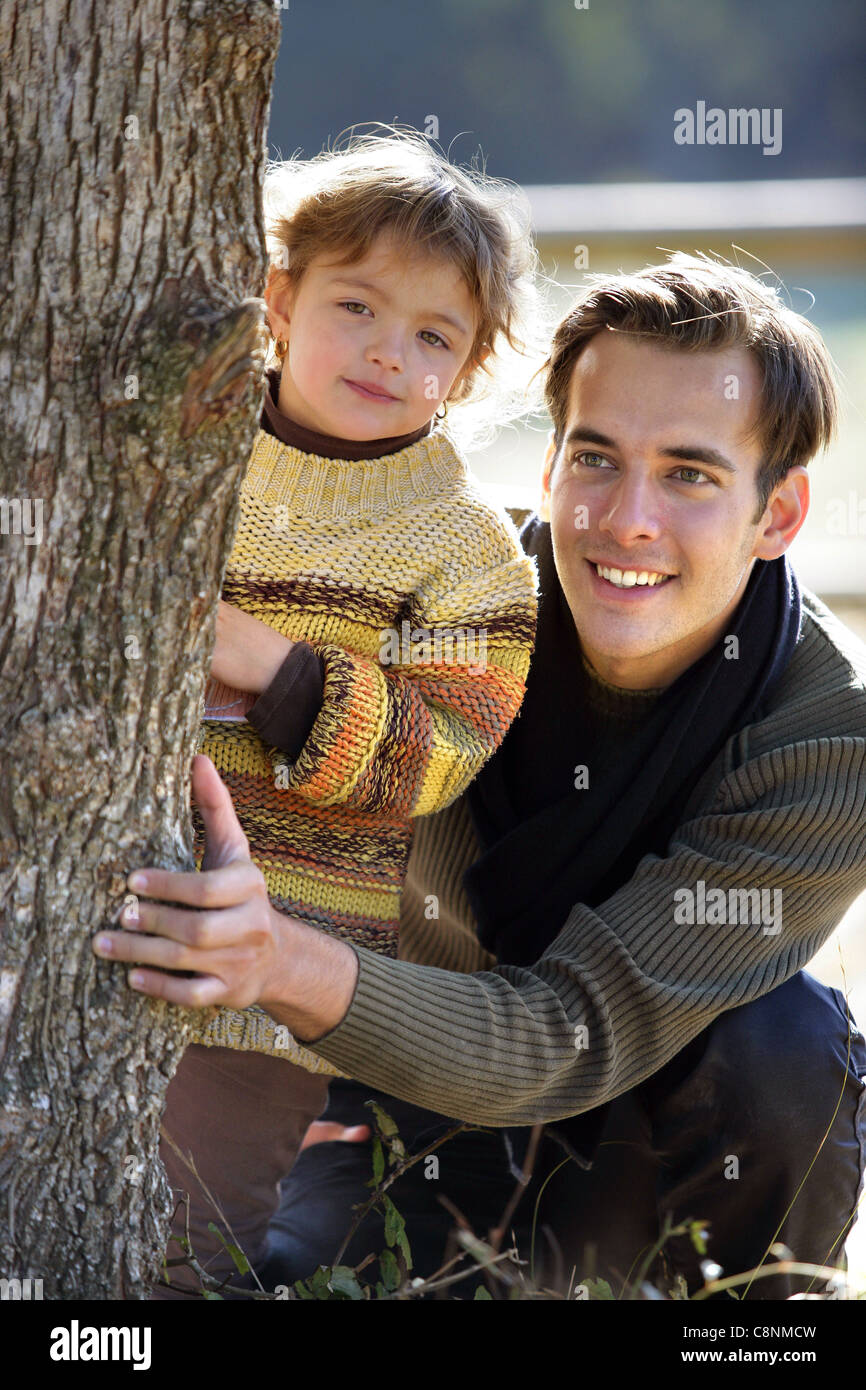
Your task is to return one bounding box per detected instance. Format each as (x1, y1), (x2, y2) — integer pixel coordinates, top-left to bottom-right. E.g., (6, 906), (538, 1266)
(538, 429), (558, 523)
(752, 465), (810, 560)
(263, 267), (294, 342)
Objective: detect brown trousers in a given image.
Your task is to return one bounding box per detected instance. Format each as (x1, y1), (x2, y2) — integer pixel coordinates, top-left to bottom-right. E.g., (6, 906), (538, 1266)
(152, 1044), (329, 1300)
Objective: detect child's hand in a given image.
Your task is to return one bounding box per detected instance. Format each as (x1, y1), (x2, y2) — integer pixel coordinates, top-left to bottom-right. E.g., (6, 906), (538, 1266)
(211, 599), (295, 694)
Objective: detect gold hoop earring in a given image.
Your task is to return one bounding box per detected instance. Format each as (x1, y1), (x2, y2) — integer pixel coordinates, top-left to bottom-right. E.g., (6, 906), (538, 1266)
(435, 400), (448, 420)
(274, 338), (288, 360)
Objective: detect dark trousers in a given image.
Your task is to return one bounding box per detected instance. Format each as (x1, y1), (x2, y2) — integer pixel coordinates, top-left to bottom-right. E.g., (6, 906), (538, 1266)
(258, 971), (866, 1299)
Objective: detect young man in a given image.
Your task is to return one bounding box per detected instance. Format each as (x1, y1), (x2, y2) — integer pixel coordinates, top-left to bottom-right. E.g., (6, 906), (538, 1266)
(95, 255), (866, 1298)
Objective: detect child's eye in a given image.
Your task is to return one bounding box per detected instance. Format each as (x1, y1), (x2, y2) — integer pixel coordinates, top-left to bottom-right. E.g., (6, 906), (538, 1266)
(418, 329), (448, 349)
(340, 300), (371, 316)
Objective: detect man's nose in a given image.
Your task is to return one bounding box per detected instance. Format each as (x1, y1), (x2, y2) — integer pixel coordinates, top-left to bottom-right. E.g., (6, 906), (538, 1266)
(598, 473), (663, 544)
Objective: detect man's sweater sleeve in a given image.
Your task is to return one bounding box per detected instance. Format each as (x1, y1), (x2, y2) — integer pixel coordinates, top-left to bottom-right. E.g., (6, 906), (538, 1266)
(277, 548), (538, 817)
(306, 733), (866, 1124)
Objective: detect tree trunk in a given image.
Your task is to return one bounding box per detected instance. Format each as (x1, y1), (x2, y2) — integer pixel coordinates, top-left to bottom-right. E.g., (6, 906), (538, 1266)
(0, 0), (281, 1298)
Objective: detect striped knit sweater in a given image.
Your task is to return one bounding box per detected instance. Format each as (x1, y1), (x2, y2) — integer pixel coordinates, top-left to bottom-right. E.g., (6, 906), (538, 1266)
(191, 424), (538, 1071)
(308, 590), (866, 1119)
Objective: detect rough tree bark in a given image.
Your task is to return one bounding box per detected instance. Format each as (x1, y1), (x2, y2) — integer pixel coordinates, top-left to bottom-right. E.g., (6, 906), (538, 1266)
(0, 0), (281, 1298)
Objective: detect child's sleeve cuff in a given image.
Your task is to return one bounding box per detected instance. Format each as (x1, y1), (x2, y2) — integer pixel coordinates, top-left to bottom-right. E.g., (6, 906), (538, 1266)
(247, 642), (325, 759)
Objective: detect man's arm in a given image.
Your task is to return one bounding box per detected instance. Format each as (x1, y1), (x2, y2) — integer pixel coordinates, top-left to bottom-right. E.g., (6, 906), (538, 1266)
(96, 729), (866, 1126)
(308, 735), (866, 1120)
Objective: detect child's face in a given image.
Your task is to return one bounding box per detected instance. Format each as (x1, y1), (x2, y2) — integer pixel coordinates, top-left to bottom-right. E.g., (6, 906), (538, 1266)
(265, 233), (479, 440)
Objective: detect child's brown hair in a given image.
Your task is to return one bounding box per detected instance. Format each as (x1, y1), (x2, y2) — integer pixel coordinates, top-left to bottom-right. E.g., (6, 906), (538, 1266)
(262, 125), (548, 440)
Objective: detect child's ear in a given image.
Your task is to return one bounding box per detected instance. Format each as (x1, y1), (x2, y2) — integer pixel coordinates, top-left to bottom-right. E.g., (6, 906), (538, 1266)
(264, 268), (294, 342)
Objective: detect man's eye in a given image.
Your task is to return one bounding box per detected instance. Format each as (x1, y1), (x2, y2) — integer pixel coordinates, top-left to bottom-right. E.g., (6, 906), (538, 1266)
(574, 451), (610, 468)
(419, 329), (447, 348)
(673, 466), (708, 484)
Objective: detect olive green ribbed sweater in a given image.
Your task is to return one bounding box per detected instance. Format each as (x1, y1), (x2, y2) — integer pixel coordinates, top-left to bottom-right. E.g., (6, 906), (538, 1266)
(306, 590), (866, 1124)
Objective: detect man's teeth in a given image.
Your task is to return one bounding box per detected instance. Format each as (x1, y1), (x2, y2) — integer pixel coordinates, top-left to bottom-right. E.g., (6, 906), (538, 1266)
(595, 564), (671, 588)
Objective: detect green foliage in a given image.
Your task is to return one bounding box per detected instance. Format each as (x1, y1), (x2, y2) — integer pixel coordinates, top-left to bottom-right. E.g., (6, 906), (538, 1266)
(379, 1249), (401, 1292)
(367, 1100), (406, 1162)
(369, 1136), (385, 1187)
(368, 1101), (398, 1138)
(327, 1266), (367, 1300)
(293, 1264), (366, 1301)
(207, 1221), (250, 1275)
(177, 1105), (862, 1301)
(289, 1105), (418, 1299)
(581, 1277), (614, 1300)
(688, 1222), (709, 1257)
(382, 1194), (412, 1269)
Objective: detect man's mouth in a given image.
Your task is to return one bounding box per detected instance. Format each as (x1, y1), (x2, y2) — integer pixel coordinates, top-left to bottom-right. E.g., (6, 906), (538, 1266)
(592, 562), (675, 589)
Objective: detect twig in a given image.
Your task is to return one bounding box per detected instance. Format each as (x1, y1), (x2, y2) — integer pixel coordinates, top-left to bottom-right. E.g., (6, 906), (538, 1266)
(529, 1155), (571, 1285)
(397, 1247), (524, 1298)
(692, 1258), (856, 1301)
(160, 1126), (265, 1294)
(431, 1202), (547, 1297)
(155, 1250), (297, 1299)
(488, 1122), (543, 1255)
(621, 1209), (679, 1299)
(330, 1119), (477, 1269)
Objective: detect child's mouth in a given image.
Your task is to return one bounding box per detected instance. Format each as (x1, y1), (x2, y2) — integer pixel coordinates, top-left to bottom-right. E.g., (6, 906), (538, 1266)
(343, 378), (399, 403)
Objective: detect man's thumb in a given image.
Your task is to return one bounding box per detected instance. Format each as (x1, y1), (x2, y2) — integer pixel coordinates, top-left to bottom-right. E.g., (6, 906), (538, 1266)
(192, 754), (252, 871)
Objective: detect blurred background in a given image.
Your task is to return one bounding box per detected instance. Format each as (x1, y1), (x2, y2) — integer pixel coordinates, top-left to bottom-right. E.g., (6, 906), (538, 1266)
(269, 0), (866, 1283)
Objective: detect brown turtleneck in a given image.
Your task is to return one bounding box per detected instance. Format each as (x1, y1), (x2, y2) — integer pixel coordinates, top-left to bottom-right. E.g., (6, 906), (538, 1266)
(260, 367), (433, 460)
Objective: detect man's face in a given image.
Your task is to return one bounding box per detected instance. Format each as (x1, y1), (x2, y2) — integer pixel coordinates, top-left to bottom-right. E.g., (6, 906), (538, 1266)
(265, 232), (477, 440)
(540, 331), (809, 689)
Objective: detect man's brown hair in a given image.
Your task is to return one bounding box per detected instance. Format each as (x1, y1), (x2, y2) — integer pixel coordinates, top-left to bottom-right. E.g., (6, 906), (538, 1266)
(543, 253), (838, 516)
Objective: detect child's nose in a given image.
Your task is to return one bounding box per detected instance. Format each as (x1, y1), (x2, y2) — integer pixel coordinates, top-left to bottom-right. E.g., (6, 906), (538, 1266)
(366, 327), (406, 371)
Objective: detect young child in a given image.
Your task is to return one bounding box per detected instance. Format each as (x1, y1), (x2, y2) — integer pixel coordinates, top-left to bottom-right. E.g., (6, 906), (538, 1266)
(156, 128), (543, 1297)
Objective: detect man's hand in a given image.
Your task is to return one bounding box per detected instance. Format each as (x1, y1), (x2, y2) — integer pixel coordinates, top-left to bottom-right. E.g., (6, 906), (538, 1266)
(211, 599), (295, 695)
(299, 1122), (371, 1152)
(91, 755), (359, 1040)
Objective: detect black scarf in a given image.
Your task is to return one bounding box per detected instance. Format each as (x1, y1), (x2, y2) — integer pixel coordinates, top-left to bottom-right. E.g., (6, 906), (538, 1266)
(466, 516), (802, 968)
(464, 517), (801, 1170)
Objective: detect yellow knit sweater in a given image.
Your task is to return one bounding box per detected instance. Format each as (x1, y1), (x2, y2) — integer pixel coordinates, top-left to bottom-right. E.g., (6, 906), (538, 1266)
(191, 423), (538, 1072)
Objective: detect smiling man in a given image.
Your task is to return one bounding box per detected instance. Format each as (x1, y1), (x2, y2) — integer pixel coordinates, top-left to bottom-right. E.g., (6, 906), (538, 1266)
(94, 255), (866, 1298)
(544, 331), (794, 690)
